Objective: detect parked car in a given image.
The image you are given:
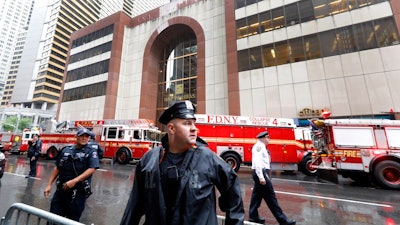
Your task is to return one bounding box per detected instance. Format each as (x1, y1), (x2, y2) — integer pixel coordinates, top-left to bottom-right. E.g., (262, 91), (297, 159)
(0, 151), (5, 179)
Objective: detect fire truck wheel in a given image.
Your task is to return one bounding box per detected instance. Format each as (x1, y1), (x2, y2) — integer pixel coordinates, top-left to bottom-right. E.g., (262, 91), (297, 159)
(299, 155), (317, 176)
(373, 161), (400, 190)
(221, 153), (241, 172)
(116, 148), (131, 165)
(46, 147), (58, 160)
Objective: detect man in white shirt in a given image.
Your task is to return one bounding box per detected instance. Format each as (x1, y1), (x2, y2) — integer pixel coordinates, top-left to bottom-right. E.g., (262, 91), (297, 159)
(249, 131), (296, 225)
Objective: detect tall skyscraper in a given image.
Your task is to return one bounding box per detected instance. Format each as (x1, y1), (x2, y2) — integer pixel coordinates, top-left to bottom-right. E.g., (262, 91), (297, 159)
(2, 0), (170, 111)
(0, 0), (34, 101)
(8, 0), (99, 110)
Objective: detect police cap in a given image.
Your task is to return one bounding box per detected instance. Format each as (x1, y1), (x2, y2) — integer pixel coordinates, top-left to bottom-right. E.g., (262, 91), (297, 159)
(256, 131), (269, 138)
(159, 100), (196, 125)
(77, 128), (92, 137)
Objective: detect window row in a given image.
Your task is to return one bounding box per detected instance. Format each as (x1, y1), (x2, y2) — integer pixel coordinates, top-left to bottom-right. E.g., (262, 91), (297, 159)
(238, 17), (399, 71)
(71, 25), (114, 48)
(236, 0), (388, 39)
(66, 60), (110, 82)
(235, 0), (386, 9)
(62, 81), (107, 102)
(69, 42), (112, 64)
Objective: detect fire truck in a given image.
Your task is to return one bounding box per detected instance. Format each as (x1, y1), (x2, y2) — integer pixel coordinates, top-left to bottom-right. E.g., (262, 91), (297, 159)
(19, 119), (162, 162)
(310, 119), (400, 190)
(92, 119), (162, 164)
(0, 132), (21, 153)
(194, 114), (315, 174)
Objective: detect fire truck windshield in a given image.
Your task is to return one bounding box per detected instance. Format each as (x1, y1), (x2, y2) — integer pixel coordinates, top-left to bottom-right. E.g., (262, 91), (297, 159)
(143, 130), (161, 142)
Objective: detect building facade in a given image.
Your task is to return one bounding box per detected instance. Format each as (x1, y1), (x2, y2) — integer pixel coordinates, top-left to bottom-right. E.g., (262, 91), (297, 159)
(58, 0), (400, 127)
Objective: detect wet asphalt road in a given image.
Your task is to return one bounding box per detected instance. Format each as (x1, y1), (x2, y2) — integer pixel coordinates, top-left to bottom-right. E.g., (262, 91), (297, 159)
(0, 153), (399, 225)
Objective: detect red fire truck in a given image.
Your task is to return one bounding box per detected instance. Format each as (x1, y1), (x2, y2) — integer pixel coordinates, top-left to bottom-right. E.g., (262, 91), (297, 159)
(19, 119), (162, 162)
(194, 114), (315, 174)
(92, 119), (162, 164)
(310, 119), (400, 190)
(0, 132), (21, 153)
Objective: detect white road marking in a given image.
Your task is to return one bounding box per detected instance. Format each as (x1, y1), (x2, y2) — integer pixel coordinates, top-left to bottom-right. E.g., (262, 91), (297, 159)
(274, 190), (393, 208)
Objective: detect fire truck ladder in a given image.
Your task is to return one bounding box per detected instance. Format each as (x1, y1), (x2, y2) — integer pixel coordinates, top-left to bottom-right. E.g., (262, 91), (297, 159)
(0, 203), (84, 225)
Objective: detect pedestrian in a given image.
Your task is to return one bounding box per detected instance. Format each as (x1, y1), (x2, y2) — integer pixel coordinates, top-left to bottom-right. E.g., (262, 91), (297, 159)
(43, 128), (99, 222)
(120, 100), (245, 225)
(26, 134), (42, 178)
(88, 132), (104, 160)
(248, 131), (296, 225)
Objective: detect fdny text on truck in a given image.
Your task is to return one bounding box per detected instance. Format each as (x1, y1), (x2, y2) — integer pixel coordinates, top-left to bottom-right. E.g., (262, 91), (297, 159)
(194, 114), (315, 174)
(310, 119), (400, 190)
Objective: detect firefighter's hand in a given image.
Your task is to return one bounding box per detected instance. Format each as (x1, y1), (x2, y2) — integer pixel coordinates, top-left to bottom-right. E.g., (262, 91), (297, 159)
(31, 156), (35, 161)
(44, 186), (51, 198)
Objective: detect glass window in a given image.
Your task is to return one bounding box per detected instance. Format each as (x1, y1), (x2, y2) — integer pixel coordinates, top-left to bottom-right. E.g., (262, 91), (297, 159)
(288, 37), (305, 62)
(312, 0), (330, 19)
(246, 0), (258, 5)
(304, 34), (321, 60)
(374, 17), (400, 47)
(347, 0), (359, 9)
(158, 36), (197, 123)
(356, 0), (368, 7)
(285, 3), (300, 26)
(274, 41), (290, 65)
(272, 7), (285, 29)
(259, 11), (273, 33)
(235, 0), (246, 9)
(262, 44), (276, 67)
(236, 18), (248, 39)
(299, 0), (315, 23)
(238, 49), (250, 72)
(329, 0), (349, 15)
(319, 30), (338, 57)
(336, 27), (356, 54)
(352, 22), (378, 50)
(249, 47), (263, 69)
(247, 14), (260, 36)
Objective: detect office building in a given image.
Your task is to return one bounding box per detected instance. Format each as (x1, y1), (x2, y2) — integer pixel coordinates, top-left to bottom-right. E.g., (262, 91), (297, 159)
(0, 0), (34, 100)
(58, 0), (400, 127)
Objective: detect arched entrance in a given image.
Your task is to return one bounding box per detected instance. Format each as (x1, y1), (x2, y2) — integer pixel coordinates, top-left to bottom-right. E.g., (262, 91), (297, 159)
(139, 17), (205, 128)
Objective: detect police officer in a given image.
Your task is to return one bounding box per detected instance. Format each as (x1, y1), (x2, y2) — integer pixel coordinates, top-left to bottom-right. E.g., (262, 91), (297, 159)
(26, 134), (42, 178)
(120, 100), (244, 225)
(44, 128), (99, 222)
(88, 132), (104, 160)
(249, 131), (296, 225)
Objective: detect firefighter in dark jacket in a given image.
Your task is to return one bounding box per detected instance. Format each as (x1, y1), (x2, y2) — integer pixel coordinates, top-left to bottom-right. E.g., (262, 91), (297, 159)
(120, 100), (245, 225)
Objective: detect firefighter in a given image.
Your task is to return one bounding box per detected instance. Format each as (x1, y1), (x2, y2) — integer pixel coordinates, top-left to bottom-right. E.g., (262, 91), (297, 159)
(43, 128), (99, 222)
(249, 131), (296, 225)
(120, 100), (244, 225)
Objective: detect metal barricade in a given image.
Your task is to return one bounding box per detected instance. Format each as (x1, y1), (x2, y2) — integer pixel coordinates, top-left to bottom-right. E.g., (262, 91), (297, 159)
(0, 203), (84, 225)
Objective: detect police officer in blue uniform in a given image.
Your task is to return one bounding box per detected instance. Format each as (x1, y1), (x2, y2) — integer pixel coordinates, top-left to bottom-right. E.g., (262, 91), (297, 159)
(44, 128), (99, 222)
(88, 132), (104, 160)
(249, 131), (296, 225)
